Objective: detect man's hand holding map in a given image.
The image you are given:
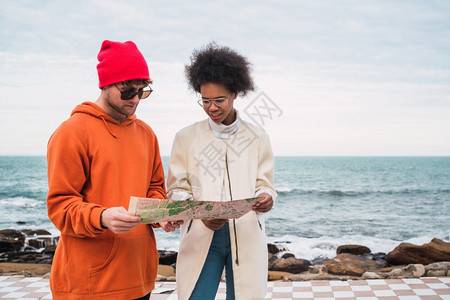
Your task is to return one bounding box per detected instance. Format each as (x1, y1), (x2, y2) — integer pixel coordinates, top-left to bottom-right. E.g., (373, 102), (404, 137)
(128, 196), (262, 224)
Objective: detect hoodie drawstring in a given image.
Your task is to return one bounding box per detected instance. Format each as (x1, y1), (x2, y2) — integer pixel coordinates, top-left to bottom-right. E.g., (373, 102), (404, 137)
(100, 116), (118, 138)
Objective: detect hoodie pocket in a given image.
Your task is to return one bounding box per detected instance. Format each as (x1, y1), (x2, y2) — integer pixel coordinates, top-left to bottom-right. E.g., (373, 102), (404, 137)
(88, 233), (159, 294)
(89, 237), (120, 275)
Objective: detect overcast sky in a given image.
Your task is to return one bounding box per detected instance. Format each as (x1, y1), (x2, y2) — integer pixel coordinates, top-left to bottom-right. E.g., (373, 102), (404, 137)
(1, 0), (449, 156)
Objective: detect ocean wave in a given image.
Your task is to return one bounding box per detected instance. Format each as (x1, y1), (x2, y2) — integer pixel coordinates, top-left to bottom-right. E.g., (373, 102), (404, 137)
(276, 188), (368, 197)
(275, 187), (295, 193)
(276, 187), (449, 197)
(0, 197), (41, 208)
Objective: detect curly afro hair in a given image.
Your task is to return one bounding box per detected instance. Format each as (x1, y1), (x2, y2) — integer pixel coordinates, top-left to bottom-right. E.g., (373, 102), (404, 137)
(185, 42), (255, 97)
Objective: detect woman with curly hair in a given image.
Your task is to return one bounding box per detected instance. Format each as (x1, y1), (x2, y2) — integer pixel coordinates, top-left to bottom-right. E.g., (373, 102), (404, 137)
(167, 43), (277, 300)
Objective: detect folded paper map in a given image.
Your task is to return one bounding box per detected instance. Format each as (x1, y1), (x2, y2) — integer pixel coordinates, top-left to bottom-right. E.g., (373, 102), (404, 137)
(128, 196), (262, 224)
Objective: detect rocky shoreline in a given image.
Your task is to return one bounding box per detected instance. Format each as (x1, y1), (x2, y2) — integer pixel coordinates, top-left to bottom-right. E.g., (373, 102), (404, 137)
(1, 229), (449, 281)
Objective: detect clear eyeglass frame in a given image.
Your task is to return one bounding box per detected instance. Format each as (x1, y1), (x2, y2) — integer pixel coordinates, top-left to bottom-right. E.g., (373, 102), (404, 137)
(197, 94), (232, 108)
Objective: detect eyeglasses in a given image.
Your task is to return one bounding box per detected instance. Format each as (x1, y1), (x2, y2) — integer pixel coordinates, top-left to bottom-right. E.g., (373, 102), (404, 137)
(197, 94), (232, 108)
(114, 84), (153, 100)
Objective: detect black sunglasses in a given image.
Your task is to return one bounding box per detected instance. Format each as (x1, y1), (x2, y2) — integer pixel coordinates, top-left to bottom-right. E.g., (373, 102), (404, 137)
(114, 84), (153, 100)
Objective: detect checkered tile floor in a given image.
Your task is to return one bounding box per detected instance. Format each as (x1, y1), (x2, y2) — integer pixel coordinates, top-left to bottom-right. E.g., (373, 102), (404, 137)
(0, 276), (449, 299)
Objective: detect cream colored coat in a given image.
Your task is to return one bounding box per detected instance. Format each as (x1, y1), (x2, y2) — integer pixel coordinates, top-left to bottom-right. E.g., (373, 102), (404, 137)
(167, 119), (277, 300)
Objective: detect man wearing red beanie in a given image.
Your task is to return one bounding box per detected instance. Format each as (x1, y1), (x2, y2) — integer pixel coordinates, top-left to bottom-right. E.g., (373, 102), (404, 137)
(46, 40), (181, 299)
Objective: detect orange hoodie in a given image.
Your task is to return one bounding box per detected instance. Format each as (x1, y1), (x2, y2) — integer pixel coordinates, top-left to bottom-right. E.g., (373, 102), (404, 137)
(47, 102), (166, 299)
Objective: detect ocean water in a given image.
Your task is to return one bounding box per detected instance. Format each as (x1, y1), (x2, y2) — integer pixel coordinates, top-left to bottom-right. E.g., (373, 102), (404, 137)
(1, 156), (449, 261)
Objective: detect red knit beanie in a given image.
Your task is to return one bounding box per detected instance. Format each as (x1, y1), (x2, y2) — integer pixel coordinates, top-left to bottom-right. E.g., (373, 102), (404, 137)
(96, 40), (151, 88)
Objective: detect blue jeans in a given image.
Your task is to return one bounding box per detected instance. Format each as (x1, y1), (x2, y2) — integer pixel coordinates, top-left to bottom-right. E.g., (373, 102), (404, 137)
(190, 222), (235, 300)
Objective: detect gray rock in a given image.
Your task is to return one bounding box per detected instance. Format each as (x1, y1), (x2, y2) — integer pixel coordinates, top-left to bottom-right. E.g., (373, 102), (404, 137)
(361, 272), (382, 279)
(387, 264), (425, 278)
(269, 256), (310, 274)
(337, 244), (371, 255)
(425, 261), (450, 271)
(309, 264), (327, 274)
(425, 269), (447, 277)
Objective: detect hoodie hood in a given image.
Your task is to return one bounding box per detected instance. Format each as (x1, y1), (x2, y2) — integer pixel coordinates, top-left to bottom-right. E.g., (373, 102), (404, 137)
(71, 101), (136, 138)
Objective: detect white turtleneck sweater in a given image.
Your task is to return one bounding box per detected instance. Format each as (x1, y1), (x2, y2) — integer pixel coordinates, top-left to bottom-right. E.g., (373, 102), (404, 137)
(207, 109), (241, 140)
